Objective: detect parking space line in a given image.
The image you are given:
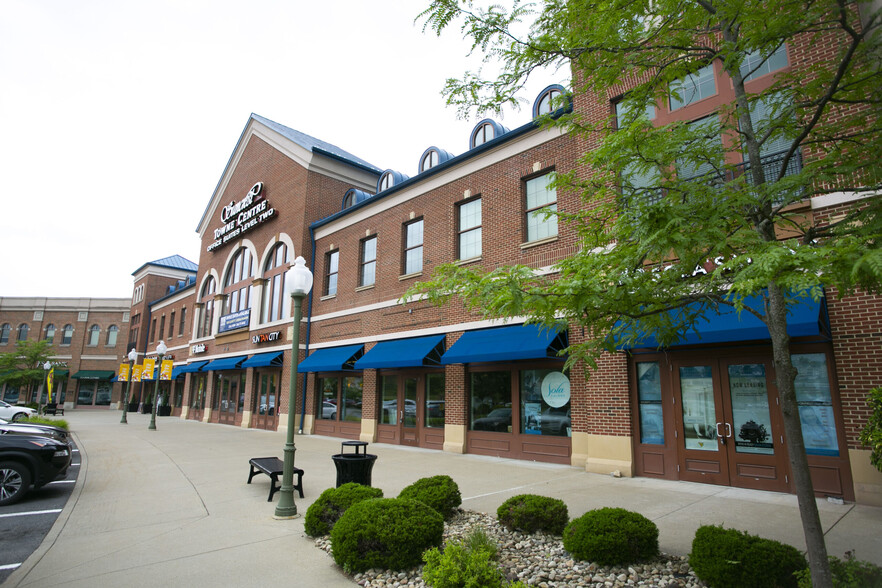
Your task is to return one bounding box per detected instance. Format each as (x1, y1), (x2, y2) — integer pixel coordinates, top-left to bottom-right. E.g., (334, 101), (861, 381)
(0, 509), (62, 519)
(46, 480), (76, 485)
(0, 564), (22, 571)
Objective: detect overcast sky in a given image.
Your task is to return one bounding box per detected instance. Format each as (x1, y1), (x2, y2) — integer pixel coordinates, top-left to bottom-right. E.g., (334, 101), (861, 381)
(0, 0), (565, 300)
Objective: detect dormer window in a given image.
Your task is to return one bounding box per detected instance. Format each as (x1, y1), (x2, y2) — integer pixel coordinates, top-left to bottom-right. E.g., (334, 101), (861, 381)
(342, 188), (372, 210)
(379, 172), (395, 192)
(421, 149), (440, 172)
(473, 123), (494, 146)
(533, 85), (566, 118)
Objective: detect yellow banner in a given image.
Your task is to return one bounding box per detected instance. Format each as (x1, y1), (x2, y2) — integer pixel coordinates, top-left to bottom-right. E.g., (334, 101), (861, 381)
(118, 364), (130, 382)
(160, 359), (173, 381)
(132, 365), (143, 382)
(142, 358), (156, 380)
(47, 367), (54, 403)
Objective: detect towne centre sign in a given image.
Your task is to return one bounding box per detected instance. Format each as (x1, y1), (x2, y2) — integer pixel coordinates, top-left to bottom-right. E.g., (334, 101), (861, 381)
(207, 181), (276, 253)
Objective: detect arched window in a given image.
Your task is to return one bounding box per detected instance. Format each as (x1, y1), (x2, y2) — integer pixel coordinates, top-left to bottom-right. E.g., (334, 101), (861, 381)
(87, 325), (100, 346)
(45, 324), (56, 343)
(533, 85), (565, 118)
(472, 122), (495, 147)
(0, 324), (10, 345)
(261, 243), (291, 324)
(106, 325), (119, 346)
(379, 172), (395, 192)
(62, 324), (74, 345)
(222, 248), (254, 319)
(420, 149), (440, 172)
(17, 324), (29, 341)
(197, 277), (216, 338)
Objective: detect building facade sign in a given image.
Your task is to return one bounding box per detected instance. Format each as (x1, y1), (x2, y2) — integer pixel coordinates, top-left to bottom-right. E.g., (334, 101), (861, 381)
(219, 309), (250, 333)
(207, 182), (276, 253)
(252, 331), (281, 344)
(541, 371), (571, 408)
(191, 343), (206, 354)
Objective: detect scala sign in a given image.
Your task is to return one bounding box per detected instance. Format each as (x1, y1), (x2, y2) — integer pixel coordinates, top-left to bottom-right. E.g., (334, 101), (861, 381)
(207, 182), (276, 253)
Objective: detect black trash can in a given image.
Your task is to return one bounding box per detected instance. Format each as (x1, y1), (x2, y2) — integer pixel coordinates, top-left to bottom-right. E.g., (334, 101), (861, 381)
(332, 441), (378, 487)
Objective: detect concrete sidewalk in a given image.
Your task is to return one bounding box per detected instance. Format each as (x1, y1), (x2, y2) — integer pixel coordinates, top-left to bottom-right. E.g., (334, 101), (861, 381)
(6, 411), (881, 587)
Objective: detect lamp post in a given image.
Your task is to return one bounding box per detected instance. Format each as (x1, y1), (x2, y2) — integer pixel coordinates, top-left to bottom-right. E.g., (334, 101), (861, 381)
(148, 340), (167, 431)
(274, 256), (313, 519)
(121, 348), (137, 425)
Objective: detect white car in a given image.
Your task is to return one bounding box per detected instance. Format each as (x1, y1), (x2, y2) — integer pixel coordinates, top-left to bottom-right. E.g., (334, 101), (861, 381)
(0, 400), (37, 422)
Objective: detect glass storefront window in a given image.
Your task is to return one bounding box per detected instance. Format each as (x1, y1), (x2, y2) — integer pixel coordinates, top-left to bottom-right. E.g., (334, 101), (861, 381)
(470, 371), (511, 432)
(679, 365), (718, 451)
(191, 374), (206, 409)
(792, 353), (839, 456)
(380, 376), (397, 425)
(318, 378), (338, 420)
(342, 377), (363, 422)
(257, 373), (277, 415)
(174, 380), (184, 407)
(520, 369), (571, 437)
(637, 362), (664, 445)
(96, 381), (112, 406)
(77, 382), (94, 405)
(425, 373), (445, 428)
(728, 363), (774, 455)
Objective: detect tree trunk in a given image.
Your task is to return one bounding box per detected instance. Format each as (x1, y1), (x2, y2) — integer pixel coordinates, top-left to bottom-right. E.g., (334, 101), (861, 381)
(766, 283), (833, 588)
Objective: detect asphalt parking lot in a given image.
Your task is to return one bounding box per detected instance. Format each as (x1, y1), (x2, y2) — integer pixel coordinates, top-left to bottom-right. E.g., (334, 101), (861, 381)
(0, 443), (80, 584)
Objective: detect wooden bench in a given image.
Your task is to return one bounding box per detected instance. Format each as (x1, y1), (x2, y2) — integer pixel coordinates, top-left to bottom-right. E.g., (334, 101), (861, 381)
(247, 457), (304, 502)
(42, 404), (65, 416)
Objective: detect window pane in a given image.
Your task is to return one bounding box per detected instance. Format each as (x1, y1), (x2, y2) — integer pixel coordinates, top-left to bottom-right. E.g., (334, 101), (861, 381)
(329, 251), (339, 273)
(342, 377), (363, 422)
(676, 116), (721, 180)
(521, 369), (571, 437)
(426, 373), (445, 428)
(107, 326), (118, 346)
(740, 45), (788, 81)
(380, 376), (398, 425)
(270, 274), (281, 322)
(669, 64), (716, 111)
(792, 353), (839, 456)
(679, 365), (718, 452)
(470, 371), (511, 432)
(460, 227), (482, 259)
(405, 246), (423, 274)
(318, 378), (338, 421)
(363, 237), (376, 262)
(406, 220), (423, 248)
(327, 273), (338, 296)
(637, 362), (664, 445)
(527, 203), (558, 241)
(526, 174), (556, 209)
(460, 199), (481, 231)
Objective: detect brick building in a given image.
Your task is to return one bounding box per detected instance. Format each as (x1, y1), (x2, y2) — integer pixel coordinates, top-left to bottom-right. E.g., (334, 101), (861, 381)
(122, 27), (881, 506)
(0, 297), (131, 406)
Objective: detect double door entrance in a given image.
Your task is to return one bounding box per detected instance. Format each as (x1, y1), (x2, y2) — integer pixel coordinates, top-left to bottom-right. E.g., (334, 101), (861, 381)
(632, 347), (852, 499)
(377, 372), (445, 450)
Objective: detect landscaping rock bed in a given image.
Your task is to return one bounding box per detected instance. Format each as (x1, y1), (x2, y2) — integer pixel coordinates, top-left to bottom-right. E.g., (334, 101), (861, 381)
(314, 509), (706, 587)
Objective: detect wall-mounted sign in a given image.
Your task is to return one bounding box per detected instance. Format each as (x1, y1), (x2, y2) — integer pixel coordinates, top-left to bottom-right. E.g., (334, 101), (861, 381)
(219, 308), (250, 333)
(192, 343), (206, 354)
(207, 182), (276, 253)
(541, 371), (571, 408)
(252, 331), (281, 344)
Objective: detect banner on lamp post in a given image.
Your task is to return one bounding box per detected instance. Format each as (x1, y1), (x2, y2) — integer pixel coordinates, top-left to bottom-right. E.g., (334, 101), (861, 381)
(47, 367), (54, 403)
(142, 358), (155, 381)
(132, 365), (143, 382)
(118, 364), (130, 382)
(160, 359), (173, 381)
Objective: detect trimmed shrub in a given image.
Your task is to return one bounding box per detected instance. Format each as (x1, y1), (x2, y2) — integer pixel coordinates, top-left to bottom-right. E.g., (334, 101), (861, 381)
(562, 507), (659, 566)
(303, 483), (383, 537)
(23, 416), (69, 430)
(497, 494), (568, 535)
(423, 529), (504, 588)
(398, 475), (462, 520)
(690, 525), (807, 588)
(796, 551), (882, 588)
(331, 497), (443, 573)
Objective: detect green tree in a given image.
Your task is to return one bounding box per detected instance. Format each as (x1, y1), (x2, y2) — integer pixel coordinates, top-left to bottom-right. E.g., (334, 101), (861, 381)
(0, 340), (57, 407)
(414, 1), (882, 586)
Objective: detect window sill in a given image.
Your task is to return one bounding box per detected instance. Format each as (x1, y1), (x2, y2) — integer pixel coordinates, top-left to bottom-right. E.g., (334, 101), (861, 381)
(355, 284), (375, 292)
(320, 294), (337, 301)
(455, 256), (482, 266)
(520, 235), (559, 249)
(398, 271), (423, 281)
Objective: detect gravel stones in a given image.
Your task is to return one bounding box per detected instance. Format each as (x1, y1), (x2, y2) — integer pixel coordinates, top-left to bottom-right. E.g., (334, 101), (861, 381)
(314, 509), (706, 587)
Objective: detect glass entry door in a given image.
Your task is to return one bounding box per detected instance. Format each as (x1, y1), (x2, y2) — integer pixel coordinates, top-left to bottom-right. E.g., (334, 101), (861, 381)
(673, 359), (788, 492)
(252, 372), (278, 430)
(401, 377), (419, 447)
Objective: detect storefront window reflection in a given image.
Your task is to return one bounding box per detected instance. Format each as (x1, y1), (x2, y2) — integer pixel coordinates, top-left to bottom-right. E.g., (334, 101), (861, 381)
(318, 378), (338, 420)
(425, 373), (445, 428)
(637, 362), (664, 445)
(470, 371), (511, 432)
(792, 353), (839, 456)
(380, 376), (397, 425)
(342, 377), (363, 422)
(521, 369), (571, 437)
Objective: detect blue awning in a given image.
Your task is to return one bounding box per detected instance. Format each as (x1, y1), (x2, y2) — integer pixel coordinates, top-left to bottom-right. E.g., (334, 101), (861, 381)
(241, 351), (284, 368)
(441, 324), (567, 365)
(617, 292), (829, 349)
(177, 360), (209, 374)
(354, 334), (446, 369)
(298, 344), (364, 373)
(170, 365), (187, 379)
(202, 355), (248, 372)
